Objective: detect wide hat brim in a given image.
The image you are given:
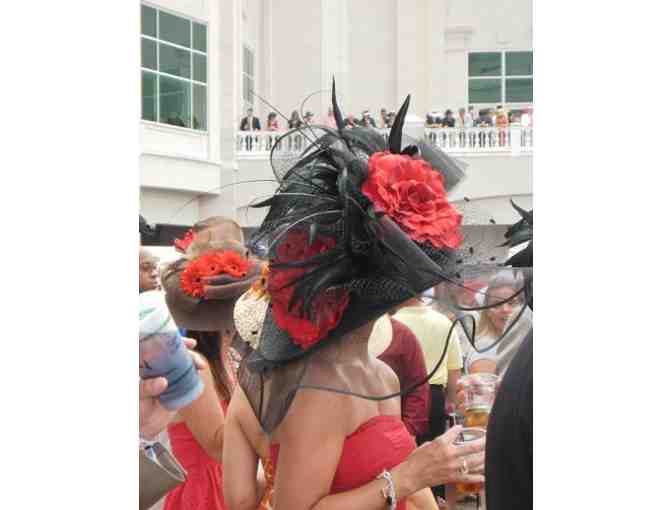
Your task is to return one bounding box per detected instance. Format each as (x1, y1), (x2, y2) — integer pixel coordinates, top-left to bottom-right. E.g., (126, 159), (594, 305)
(246, 216), (456, 370)
(162, 253), (261, 332)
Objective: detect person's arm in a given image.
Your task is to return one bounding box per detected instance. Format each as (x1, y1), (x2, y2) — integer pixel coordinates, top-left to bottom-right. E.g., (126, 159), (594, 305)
(177, 360), (226, 462)
(395, 323), (430, 438)
(407, 487), (440, 510)
(222, 386), (266, 510)
(240, 118), (246, 130)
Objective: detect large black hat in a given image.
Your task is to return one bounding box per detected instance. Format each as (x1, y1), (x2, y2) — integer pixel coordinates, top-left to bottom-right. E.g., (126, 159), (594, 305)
(242, 82), (522, 371)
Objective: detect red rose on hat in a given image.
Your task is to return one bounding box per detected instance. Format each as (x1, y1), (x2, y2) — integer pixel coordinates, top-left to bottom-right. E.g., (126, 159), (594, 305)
(268, 230), (350, 349)
(362, 151), (463, 250)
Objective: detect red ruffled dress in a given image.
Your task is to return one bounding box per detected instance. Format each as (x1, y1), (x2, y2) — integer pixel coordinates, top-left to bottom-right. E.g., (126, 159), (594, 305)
(271, 415), (416, 509)
(163, 399), (229, 510)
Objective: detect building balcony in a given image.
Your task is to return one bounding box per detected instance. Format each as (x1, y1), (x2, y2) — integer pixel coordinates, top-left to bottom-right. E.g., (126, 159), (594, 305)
(235, 126), (533, 157)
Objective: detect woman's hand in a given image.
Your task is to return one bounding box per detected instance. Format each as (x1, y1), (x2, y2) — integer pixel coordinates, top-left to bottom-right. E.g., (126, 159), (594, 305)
(139, 337), (205, 439)
(392, 426), (485, 495)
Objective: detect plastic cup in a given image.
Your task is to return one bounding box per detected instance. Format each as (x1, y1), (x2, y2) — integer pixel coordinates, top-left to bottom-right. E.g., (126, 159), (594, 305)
(139, 291), (203, 410)
(454, 427), (486, 495)
(459, 373), (499, 428)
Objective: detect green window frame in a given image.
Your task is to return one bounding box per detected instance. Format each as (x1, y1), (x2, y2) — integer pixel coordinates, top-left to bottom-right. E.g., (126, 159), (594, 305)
(468, 51), (533, 106)
(141, 3), (208, 131)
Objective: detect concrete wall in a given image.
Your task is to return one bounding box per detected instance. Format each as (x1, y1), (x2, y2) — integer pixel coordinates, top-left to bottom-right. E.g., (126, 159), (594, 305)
(268, 0), (323, 120)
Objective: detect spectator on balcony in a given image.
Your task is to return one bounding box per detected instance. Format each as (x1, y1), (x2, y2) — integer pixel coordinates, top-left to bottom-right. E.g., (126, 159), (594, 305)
(266, 112), (280, 131)
(458, 107), (473, 129)
(360, 110), (377, 128)
(477, 109), (493, 127)
(380, 108), (391, 128)
(496, 106), (509, 146)
(344, 114), (358, 128)
(325, 107), (337, 128)
(288, 110), (303, 129)
(495, 106), (509, 129)
(239, 108), (261, 131)
(442, 109), (456, 128)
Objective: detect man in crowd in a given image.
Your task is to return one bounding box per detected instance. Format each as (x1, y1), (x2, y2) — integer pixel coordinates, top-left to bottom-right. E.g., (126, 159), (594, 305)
(139, 249), (159, 294)
(361, 110), (377, 127)
(239, 108), (261, 131)
(442, 109), (456, 127)
(240, 107), (261, 151)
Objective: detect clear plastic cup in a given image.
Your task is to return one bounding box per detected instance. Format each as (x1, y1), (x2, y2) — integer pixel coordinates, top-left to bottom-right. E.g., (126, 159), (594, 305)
(139, 291), (203, 410)
(459, 373), (499, 428)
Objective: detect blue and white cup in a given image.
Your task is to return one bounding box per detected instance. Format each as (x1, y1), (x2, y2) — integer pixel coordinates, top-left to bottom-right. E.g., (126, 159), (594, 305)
(139, 291), (204, 410)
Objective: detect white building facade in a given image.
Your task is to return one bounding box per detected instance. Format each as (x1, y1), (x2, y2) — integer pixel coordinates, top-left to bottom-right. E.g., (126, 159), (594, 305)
(140, 0), (532, 239)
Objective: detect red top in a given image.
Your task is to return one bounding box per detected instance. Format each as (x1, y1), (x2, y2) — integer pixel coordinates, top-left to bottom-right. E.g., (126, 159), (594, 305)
(164, 400), (230, 510)
(379, 319), (430, 437)
(271, 415), (415, 509)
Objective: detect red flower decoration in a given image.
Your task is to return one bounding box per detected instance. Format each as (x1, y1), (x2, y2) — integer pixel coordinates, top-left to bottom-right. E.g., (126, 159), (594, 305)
(174, 230), (195, 253)
(268, 230), (350, 350)
(180, 251), (253, 298)
(361, 151), (463, 250)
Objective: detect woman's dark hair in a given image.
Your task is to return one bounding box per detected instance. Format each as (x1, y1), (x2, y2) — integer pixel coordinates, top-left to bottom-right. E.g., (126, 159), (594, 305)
(186, 330), (232, 401)
(268, 112), (277, 120)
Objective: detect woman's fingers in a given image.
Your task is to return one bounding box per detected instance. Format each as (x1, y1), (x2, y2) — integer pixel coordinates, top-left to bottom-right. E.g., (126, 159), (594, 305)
(140, 377), (168, 399)
(455, 436), (486, 456)
(183, 337), (197, 349)
(437, 425), (463, 445)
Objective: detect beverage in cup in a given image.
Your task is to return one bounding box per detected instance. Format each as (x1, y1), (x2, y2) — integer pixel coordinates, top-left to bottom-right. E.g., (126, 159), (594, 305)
(460, 373), (499, 428)
(454, 427), (487, 495)
(139, 290), (204, 410)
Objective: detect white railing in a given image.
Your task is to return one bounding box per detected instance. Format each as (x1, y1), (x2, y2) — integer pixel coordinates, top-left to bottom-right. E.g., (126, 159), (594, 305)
(236, 126), (532, 157)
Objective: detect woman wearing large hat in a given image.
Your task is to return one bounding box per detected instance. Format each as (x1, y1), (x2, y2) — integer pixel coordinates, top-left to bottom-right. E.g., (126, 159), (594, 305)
(222, 83), (530, 510)
(160, 216), (261, 510)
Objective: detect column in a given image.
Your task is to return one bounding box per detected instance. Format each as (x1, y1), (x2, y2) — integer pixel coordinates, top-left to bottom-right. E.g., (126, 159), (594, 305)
(199, 0), (242, 220)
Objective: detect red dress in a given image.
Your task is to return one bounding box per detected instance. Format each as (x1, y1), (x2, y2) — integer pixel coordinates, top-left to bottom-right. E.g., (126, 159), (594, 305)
(271, 415), (416, 509)
(164, 400), (229, 510)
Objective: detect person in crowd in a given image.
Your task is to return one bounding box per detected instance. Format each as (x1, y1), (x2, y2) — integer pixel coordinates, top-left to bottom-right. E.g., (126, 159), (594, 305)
(393, 293), (463, 504)
(495, 105), (509, 145)
(361, 109), (377, 127)
(222, 88), (486, 510)
(266, 112), (280, 131)
(160, 216), (261, 510)
(140, 249), (159, 294)
(325, 107), (337, 128)
(344, 113), (358, 128)
(140, 338), (206, 510)
(456, 202), (533, 510)
(380, 108), (390, 128)
(303, 111), (315, 125)
(368, 314), (430, 439)
(463, 272), (530, 377)
(442, 109), (455, 128)
(240, 108), (261, 131)
(288, 110), (303, 129)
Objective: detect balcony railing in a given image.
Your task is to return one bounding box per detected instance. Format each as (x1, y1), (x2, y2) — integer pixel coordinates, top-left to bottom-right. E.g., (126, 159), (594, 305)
(236, 126), (533, 157)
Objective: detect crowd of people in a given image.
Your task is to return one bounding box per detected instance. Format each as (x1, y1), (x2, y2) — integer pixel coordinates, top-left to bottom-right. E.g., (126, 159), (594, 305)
(142, 87), (533, 510)
(239, 105), (533, 132)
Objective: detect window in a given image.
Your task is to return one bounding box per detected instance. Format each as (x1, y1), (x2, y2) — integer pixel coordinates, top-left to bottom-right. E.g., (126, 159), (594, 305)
(242, 45), (255, 111)
(141, 4), (207, 130)
(468, 51), (533, 106)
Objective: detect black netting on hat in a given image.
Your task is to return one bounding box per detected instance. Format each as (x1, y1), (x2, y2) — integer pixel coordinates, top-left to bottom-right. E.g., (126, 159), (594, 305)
(236, 85), (531, 434)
